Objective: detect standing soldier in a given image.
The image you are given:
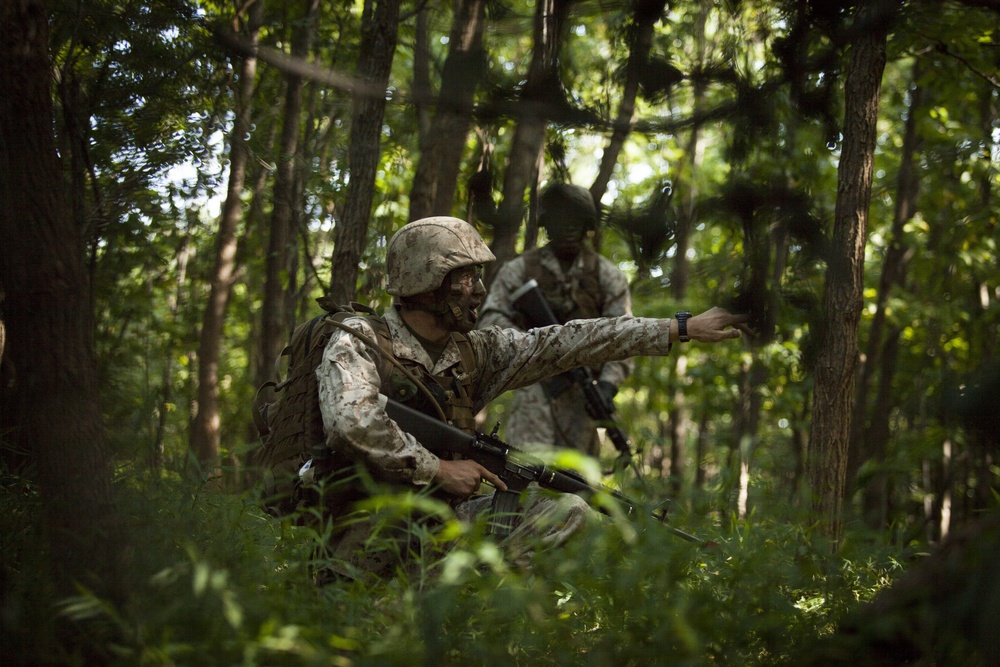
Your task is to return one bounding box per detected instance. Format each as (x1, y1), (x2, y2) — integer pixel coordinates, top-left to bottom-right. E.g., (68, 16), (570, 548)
(478, 183), (632, 457)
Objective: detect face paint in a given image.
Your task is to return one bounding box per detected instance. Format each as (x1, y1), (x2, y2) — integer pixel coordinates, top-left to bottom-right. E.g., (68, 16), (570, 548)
(443, 265), (486, 333)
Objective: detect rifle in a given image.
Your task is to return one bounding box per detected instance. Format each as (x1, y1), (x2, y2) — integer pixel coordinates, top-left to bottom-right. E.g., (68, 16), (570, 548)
(384, 398), (708, 546)
(510, 278), (641, 477)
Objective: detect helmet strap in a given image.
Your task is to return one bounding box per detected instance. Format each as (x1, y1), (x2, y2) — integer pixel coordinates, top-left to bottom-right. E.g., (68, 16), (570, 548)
(398, 273), (475, 333)
(445, 285), (466, 322)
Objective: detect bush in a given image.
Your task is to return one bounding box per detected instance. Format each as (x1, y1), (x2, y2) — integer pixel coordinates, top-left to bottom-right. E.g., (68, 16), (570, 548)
(2, 472), (907, 666)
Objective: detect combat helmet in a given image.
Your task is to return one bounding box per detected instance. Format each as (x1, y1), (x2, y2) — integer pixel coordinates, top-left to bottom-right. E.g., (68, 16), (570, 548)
(386, 217), (495, 297)
(538, 183), (599, 231)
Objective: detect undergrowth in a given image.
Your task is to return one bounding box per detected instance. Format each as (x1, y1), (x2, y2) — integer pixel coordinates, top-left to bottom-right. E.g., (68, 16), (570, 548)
(2, 471), (908, 667)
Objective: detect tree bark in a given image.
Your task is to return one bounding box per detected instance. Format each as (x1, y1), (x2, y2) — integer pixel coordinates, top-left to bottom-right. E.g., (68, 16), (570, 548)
(409, 0), (489, 220)
(0, 0), (123, 601)
(488, 0), (572, 280)
(328, 0), (401, 305)
(847, 61), (923, 524)
(808, 0), (895, 546)
(259, 0), (318, 404)
(190, 0), (265, 469)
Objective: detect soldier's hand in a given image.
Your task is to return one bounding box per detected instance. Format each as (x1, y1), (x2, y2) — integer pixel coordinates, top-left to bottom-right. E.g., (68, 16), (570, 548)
(434, 458), (508, 498)
(686, 307), (753, 342)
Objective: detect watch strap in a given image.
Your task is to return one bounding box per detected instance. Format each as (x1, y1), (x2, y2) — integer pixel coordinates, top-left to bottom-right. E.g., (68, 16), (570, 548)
(675, 311), (692, 342)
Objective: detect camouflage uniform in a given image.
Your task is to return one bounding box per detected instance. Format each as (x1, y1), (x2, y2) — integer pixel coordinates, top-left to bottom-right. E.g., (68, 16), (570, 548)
(315, 305), (670, 578)
(477, 245), (633, 455)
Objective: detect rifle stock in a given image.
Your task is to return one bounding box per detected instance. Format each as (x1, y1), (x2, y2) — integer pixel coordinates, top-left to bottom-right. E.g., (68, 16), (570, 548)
(384, 398), (707, 545)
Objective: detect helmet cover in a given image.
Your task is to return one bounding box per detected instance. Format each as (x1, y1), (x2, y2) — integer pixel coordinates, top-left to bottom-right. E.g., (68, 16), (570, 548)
(386, 217), (495, 297)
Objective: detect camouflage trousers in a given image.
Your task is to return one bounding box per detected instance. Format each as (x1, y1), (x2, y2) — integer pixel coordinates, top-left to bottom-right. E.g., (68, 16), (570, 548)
(317, 487), (592, 582)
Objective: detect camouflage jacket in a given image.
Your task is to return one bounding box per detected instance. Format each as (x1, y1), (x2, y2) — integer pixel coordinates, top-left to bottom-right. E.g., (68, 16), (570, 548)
(478, 245), (633, 386)
(316, 305), (670, 485)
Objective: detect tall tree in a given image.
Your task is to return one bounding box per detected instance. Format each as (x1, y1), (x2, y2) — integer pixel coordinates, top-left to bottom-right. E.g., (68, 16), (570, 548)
(808, 0), (898, 545)
(257, 0), (319, 401)
(409, 0), (489, 220)
(590, 0), (668, 208)
(190, 0), (266, 468)
(665, 2), (709, 495)
(0, 0), (123, 600)
(489, 0), (573, 278)
(848, 61), (924, 529)
(328, 0), (402, 305)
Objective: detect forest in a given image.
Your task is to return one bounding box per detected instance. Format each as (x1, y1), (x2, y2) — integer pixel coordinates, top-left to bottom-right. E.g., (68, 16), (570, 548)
(1, 0), (998, 664)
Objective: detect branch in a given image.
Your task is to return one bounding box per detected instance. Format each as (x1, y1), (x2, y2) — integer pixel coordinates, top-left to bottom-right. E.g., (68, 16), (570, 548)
(207, 21), (386, 99)
(933, 41), (1000, 90)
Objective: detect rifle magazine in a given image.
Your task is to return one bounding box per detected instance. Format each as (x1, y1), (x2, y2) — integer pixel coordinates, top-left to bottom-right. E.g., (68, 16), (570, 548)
(487, 489), (521, 538)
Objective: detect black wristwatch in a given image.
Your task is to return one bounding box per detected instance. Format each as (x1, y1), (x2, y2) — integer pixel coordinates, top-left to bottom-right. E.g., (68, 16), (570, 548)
(675, 311), (692, 342)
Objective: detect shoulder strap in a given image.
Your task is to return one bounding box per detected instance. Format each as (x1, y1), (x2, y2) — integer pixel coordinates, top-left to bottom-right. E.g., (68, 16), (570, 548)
(323, 314), (451, 423)
(450, 332), (477, 382)
(429, 331), (477, 432)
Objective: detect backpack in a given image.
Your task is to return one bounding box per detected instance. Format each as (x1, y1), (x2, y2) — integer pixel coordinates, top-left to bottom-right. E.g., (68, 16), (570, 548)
(250, 297), (479, 517)
(250, 298), (391, 516)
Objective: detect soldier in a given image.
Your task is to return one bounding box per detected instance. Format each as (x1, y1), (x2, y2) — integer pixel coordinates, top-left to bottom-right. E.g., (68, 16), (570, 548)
(311, 216), (749, 580)
(477, 183), (631, 457)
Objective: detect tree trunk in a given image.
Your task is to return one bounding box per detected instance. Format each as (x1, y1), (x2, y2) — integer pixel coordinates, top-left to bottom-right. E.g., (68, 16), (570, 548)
(590, 0), (668, 208)
(861, 327), (902, 529)
(190, 0), (265, 469)
(666, 356), (688, 497)
(734, 225), (785, 517)
(668, 3), (708, 301)
(259, 0), (318, 406)
(412, 4), (432, 144)
(808, 0), (894, 546)
(409, 0), (489, 220)
(153, 222), (193, 470)
(0, 0), (123, 601)
(790, 395), (810, 503)
(848, 61), (923, 514)
(693, 409), (710, 491)
(328, 0), (401, 305)
(488, 0), (572, 279)
(662, 5), (707, 493)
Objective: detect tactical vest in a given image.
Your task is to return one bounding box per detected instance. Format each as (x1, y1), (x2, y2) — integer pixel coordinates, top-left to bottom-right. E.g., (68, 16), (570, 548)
(523, 246), (604, 324)
(368, 317), (479, 434)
